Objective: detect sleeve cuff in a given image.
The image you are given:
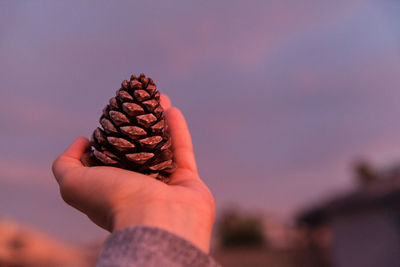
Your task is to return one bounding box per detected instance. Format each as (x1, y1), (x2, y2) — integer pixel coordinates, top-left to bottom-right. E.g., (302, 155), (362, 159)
(96, 225), (220, 267)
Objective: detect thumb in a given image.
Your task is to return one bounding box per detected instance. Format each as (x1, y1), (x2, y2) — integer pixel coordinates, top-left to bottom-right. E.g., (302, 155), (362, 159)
(165, 107), (198, 174)
(52, 136), (90, 184)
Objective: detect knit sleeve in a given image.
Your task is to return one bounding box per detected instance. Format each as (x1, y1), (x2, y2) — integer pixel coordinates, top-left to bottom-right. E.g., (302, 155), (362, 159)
(96, 226), (221, 267)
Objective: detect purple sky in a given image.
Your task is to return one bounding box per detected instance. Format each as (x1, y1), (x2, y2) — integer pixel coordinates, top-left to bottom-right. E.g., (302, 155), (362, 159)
(1, 1), (400, 243)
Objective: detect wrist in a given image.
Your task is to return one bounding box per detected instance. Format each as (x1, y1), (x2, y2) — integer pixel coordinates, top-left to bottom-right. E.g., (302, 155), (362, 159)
(112, 202), (212, 253)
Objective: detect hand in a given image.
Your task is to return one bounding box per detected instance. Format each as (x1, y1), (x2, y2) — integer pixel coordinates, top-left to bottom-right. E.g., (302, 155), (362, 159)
(52, 95), (216, 253)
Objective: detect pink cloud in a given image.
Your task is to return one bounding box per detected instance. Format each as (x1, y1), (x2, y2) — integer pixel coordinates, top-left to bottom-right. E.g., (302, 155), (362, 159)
(156, 0), (369, 71)
(0, 94), (94, 139)
(0, 157), (51, 185)
(16, 0), (370, 77)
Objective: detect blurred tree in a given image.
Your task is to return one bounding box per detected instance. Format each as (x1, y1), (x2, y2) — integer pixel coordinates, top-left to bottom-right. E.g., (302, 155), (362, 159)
(217, 208), (266, 249)
(354, 160), (377, 186)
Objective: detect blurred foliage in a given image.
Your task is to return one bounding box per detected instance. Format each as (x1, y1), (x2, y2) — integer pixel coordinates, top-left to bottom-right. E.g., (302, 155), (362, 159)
(217, 209), (266, 248)
(354, 160), (377, 186)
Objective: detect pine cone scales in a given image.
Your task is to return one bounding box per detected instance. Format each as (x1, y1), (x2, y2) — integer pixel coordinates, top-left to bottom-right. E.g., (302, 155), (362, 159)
(89, 73), (176, 183)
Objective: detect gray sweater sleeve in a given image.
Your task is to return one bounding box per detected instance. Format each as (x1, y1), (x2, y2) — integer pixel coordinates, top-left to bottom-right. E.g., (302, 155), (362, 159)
(96, 226), (221, 267)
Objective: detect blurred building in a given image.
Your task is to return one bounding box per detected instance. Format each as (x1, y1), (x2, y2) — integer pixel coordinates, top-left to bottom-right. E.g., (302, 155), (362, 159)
(0, 219), (99, 267)
(298, 163), (400, 267)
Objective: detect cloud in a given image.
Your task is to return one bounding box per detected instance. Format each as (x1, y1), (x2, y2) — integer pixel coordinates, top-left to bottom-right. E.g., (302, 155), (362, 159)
(0, 93), (95, 139)
(0, 157), (52, 185)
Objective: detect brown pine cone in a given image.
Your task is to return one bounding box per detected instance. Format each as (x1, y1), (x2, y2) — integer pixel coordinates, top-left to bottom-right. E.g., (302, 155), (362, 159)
(87, 73), (176, 183)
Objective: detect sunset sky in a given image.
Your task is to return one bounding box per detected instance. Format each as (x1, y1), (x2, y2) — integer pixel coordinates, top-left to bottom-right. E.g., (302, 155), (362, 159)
(1, 1), (400, 243)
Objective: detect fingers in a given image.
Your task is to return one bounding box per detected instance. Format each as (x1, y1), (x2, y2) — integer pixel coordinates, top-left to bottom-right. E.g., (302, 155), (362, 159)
(160, 94), (172, 111)
(52, 136), (90, 183)
(165, 107), (198, 174)
(62, 136), (90, 159)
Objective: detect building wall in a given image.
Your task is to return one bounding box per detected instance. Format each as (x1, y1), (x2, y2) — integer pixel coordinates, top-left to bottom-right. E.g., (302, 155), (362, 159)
(330, 207), (400, 267)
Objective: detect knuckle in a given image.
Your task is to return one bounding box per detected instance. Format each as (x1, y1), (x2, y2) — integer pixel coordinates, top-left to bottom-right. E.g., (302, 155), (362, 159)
(60, 187), (73, 205)
(58, 175), (76, 205)
(191, 188), (216, 218)
(200, 188), (216, 218)
(51, 157), (61, 175)
(207, 193), (216, 217)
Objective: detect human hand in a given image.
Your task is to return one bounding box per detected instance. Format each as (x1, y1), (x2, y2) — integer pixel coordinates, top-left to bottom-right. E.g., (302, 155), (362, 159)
(52, 95), (216, 253)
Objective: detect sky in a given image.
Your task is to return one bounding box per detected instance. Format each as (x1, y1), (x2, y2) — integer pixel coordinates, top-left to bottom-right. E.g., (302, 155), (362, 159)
(1, 0), (400, 243)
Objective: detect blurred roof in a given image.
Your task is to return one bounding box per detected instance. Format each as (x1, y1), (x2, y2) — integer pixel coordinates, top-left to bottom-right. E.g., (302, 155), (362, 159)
(297, 164), (400, 227)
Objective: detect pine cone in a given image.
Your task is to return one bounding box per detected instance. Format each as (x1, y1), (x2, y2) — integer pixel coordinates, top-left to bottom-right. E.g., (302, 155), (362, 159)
(87, 73), (176, 183)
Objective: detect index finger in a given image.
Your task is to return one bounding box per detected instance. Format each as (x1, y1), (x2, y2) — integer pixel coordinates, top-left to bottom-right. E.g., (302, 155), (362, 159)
(160, 94), (172, 111)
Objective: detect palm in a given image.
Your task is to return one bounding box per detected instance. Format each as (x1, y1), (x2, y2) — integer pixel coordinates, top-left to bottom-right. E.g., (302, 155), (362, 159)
(60, 161), (210, 228)
(52, 96), (215, 252)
